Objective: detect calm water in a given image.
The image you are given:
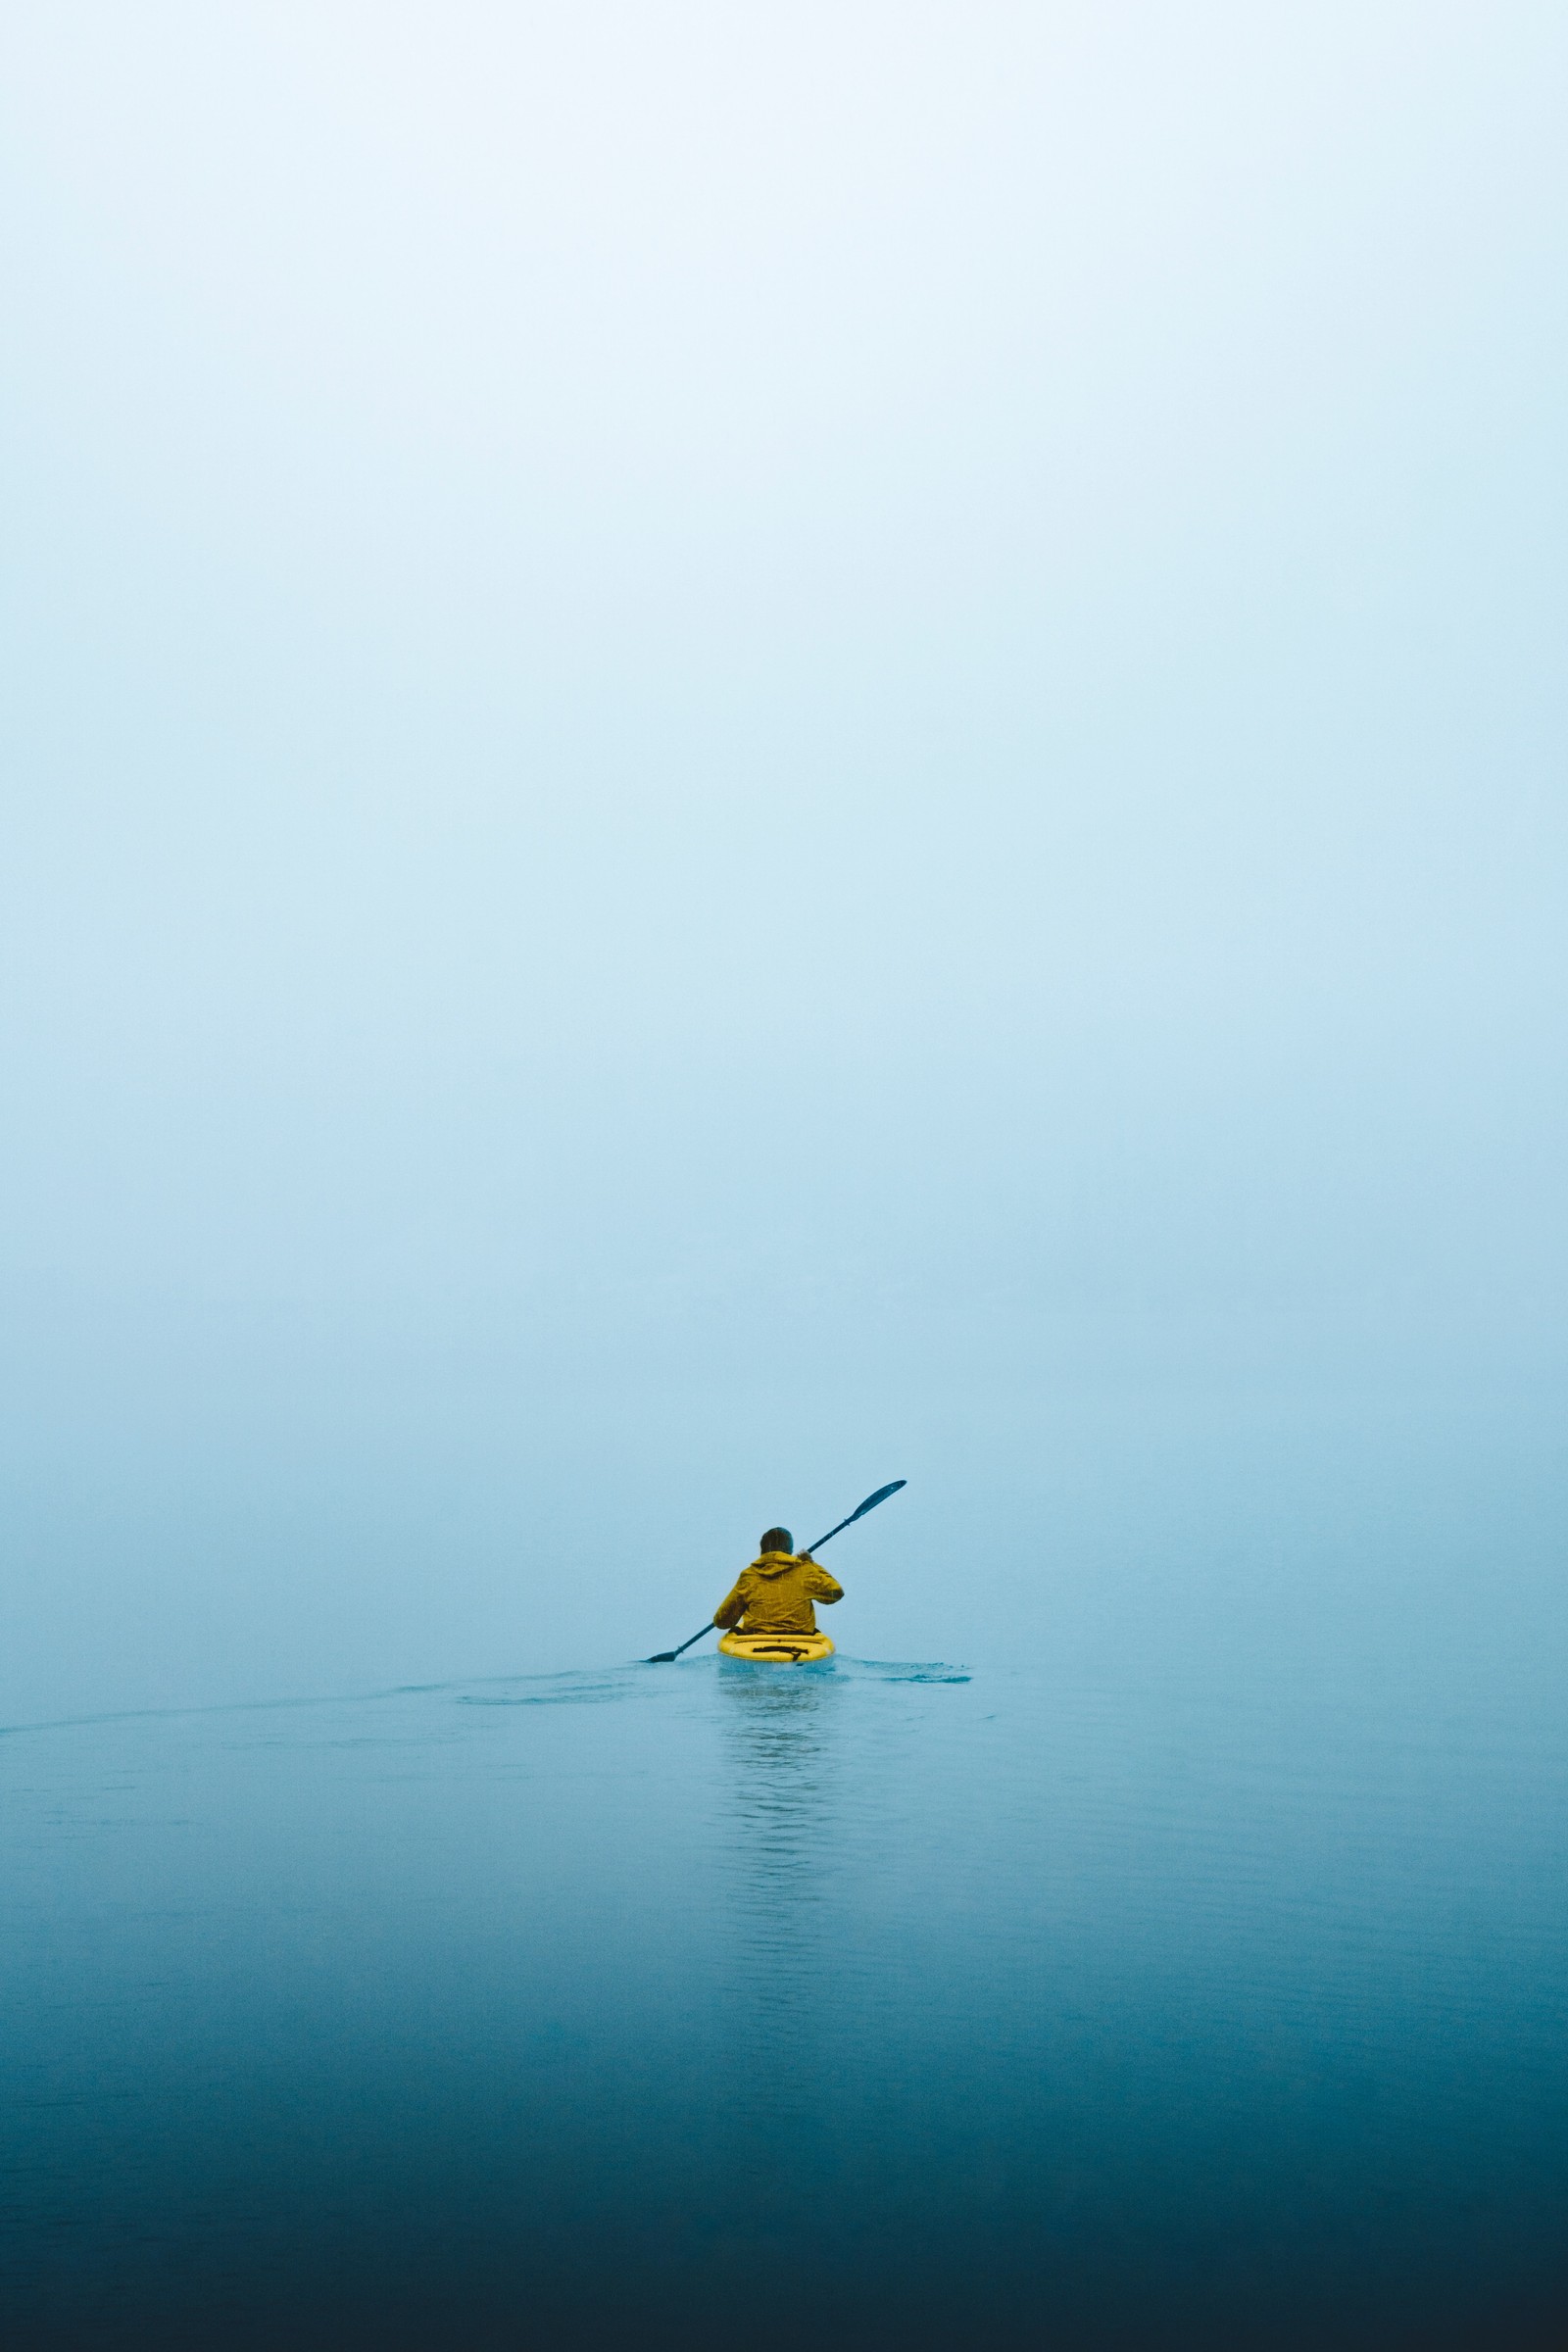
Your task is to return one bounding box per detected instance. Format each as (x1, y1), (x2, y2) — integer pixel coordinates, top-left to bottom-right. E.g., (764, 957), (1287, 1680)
(4, 1634), (1567, 2349)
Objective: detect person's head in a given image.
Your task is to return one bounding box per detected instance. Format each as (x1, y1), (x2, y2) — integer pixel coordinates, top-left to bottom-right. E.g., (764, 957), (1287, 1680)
(760, 1526), (794, 1556)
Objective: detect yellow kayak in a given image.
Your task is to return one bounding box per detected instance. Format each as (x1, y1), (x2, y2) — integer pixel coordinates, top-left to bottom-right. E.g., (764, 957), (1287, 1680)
(717, 1629), (836, 1664)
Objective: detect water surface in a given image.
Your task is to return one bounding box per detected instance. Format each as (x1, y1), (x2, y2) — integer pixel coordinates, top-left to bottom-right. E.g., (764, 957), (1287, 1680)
(4, 1639), (1566, 2348)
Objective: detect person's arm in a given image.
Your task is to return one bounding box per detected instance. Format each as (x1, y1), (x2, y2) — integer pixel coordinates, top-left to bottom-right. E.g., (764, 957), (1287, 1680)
(801, 1557), (844, 1605)
(713, 1574), (750, 1629)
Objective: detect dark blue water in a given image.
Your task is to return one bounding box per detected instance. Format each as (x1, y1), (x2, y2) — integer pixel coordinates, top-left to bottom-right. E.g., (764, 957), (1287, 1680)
(4, 1641), (1567, 2349)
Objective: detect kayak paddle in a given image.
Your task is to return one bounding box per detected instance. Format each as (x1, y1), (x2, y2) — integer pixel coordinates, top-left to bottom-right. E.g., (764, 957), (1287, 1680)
(646, 1480), (906, 1663)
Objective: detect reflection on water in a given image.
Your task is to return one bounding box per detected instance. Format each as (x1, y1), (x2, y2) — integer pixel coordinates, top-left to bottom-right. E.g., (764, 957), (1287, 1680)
(717, 1663), (835, 2075)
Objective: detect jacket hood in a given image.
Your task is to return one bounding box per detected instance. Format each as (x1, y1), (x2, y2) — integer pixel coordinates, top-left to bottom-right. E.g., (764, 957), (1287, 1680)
(750, 1550), (799, 1578)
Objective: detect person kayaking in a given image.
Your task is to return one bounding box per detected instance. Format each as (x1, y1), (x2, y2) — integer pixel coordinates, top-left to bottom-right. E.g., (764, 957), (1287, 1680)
(713, 1528), (844, 1639)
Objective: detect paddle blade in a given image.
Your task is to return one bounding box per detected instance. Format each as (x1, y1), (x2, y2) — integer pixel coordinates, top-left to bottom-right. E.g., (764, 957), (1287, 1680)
(804, 1479), (908, 1555)
(850, 1479), (906, 1520)
(647, 1624), (715, 1664)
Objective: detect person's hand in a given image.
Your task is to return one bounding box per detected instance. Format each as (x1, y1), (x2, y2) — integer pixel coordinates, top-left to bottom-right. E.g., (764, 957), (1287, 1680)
(799, 1550), (813, 1562)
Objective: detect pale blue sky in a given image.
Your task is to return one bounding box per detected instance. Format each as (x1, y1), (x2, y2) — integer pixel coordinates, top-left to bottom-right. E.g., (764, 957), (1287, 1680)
(2, 2), (1564, 1714)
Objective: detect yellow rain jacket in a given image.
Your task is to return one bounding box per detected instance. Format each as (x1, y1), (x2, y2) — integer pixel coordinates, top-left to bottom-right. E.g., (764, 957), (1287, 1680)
(713, 1551), (844, 1637)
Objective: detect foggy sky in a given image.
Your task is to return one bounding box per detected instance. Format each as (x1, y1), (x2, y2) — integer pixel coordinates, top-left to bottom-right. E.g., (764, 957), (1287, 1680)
(3, 2), (1564, 1717)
